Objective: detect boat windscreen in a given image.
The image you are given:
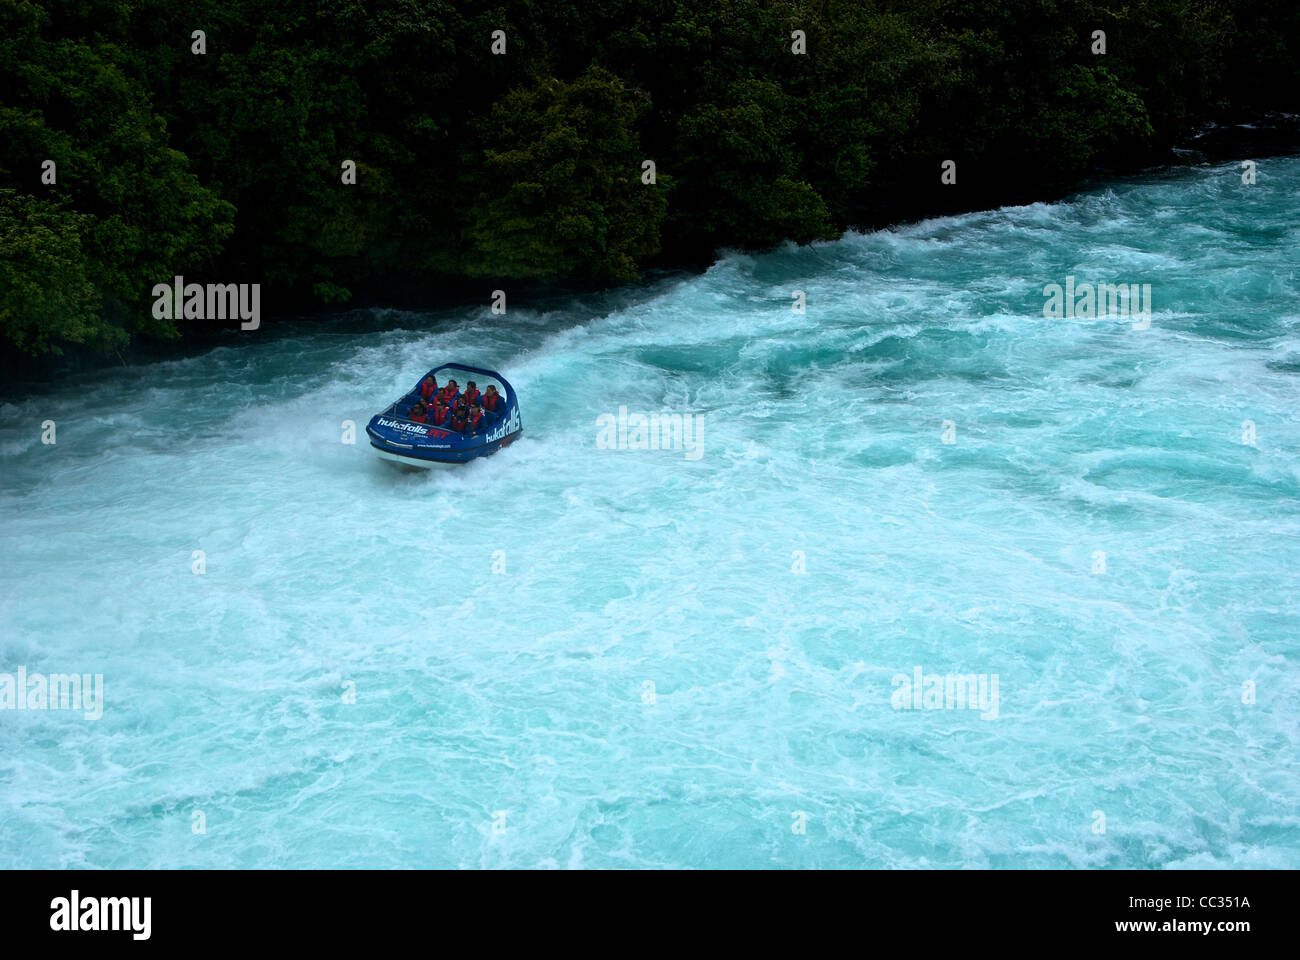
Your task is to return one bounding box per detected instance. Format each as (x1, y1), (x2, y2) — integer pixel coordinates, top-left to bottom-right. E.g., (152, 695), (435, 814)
(430, 367), (507, 404)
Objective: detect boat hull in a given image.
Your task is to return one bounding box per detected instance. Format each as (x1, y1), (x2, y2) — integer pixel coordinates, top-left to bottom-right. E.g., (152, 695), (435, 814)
(368, 428), (521, 469)
(371, 446), (466, 470)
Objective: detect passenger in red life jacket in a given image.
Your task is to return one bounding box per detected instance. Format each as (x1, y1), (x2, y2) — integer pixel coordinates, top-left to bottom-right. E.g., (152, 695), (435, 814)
(462, 381), (481, 405)
(408, 399), (429, 423)
(449, 399), (469, 433)
(440, 380), (459, 404)
(481, 384), (502, 412)
(430, 399), (451, 426)
(465, 401), (484, 433)
(419, 375), (438, 402)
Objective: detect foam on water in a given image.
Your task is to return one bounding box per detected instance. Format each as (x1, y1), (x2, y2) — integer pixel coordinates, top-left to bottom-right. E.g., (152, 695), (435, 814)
(1, 160), (1298, 868)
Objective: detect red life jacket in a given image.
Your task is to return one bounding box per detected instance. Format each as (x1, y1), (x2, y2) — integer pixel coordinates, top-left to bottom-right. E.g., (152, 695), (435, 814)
(463, 387), (480, 404)
(410, 410), (428, 423)
(468, 410), (483, 430)
(482, 392), (500, 411)
(441, 385), (459, 402)
(431, 406), (450, 426)
(419, 379), (437, 401)
(450, 413), (468, 432)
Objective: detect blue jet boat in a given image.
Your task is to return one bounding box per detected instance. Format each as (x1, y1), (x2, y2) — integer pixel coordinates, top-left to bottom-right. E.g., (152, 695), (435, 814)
(366, 363), (522, 468)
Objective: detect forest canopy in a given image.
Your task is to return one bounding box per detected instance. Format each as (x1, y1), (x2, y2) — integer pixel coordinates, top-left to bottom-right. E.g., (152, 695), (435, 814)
(1, 0), (1296, 359)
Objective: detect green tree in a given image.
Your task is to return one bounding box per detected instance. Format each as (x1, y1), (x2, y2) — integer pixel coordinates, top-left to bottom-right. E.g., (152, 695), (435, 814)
(459, 66), (667, 281)
(0, 191), (107, 355)
(0, 0), (232, 354)
(670, 78), (836, 251)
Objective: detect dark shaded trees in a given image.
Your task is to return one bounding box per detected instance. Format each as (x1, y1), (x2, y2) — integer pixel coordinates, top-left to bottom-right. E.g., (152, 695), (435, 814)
(1, 0), (1295, 359)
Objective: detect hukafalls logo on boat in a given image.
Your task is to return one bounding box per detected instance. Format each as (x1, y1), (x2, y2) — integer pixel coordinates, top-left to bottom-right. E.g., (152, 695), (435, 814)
(596, 406), (703, 460)
(377, 417), (430, 435)
(486, 407), (521, 443)
(891, 666), (999, 720)
(152, 275), (260, 330)
(1042, 275), (1152, 329)
(0, 667), (104, 720)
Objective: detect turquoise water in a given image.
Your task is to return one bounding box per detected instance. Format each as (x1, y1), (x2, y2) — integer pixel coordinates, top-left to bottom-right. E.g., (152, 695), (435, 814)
(1, 159), (1297, 868)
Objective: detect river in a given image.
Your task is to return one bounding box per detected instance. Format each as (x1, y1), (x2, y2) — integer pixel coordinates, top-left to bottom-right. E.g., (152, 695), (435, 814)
(2, 157), (1297, 867)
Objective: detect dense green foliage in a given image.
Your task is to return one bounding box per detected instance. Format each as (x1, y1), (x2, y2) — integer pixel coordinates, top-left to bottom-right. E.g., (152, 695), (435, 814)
(1, 0), (1296, 358)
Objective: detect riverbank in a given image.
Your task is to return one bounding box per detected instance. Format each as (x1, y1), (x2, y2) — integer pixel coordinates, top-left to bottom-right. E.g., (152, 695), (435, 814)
(6, 109), (1297, 397)
(5, 0), (1298, 372)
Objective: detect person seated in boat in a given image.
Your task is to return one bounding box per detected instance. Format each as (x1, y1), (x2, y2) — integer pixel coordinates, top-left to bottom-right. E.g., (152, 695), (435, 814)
(465, 401), (485, 434)
(462, 381), (481, 405)
(430, 398), (451, 427)
(449, 399), (469, 433)
(481, 384), (503, 412)
(440, 379), (459, 404)
(419, 375), (438, 402)
(408, 399), (429, 423)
